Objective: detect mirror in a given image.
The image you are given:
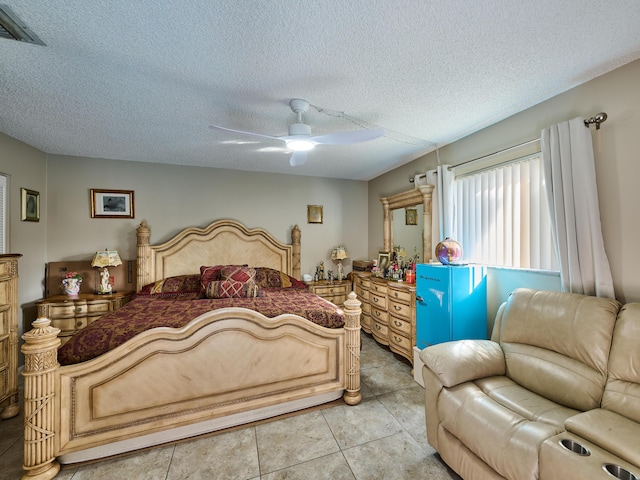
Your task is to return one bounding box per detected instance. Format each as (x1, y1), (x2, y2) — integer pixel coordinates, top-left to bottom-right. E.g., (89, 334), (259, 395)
(391, 204), (424, 262)
(380, 185), (434, 263)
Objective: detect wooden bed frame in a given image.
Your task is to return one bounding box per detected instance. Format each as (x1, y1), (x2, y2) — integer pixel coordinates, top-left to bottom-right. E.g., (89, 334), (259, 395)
(21, 220), (361, 479)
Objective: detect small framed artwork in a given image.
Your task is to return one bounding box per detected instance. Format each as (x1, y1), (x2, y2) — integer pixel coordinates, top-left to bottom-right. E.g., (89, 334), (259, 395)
(21, 188), (40, 222)
(377, 251), (391, 272)
(90, 189), (135, 218)
(405, 208), (418, 225)
(307, 205), (323, 224)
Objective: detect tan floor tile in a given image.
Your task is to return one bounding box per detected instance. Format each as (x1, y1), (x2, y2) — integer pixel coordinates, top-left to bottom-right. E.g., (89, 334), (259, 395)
(322, 398), (403, 449)
(256, 411), (339, 474)
(377, 385), (428, 444)
(167, 427), (259, 480)
(360, 359), (415, 396)
(261, 452), (356, 480)
(343, 431), (454, 480)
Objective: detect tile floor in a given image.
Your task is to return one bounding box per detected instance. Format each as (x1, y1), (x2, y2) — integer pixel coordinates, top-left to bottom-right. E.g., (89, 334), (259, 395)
(0, 332), (461, 479)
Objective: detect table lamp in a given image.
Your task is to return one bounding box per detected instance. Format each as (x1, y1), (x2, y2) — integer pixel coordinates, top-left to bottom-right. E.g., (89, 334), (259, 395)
(331, 246), (349, 281)
(91, 249), (122, 294)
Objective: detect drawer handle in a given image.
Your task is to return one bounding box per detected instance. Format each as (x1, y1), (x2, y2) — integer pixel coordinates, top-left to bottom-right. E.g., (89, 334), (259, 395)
(375, 324), (382, 330)
(373, 297), (379, 303)
(393, 335), (403, 343)
(394, 320), (402, 327)
(76, 322), (83, 327)
(394, 292), (399, 297)
(376, 311), (381, 317)
(393, 305), (402, 311)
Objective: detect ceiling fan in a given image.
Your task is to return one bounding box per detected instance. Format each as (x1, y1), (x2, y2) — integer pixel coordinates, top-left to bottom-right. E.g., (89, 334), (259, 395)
(209, 99), (384, 166)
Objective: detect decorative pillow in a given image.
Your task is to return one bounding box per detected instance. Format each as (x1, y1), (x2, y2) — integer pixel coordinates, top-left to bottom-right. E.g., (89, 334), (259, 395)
(220, 265), (256, 283)
(253, 267), (307, 289)
(139, 274), (201, 295)
(204, 280), (259, 299)
(199, 265), (225, 290)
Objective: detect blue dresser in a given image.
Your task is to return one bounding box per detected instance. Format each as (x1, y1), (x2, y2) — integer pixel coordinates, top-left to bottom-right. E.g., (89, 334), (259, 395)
(415, 264), (487, 348)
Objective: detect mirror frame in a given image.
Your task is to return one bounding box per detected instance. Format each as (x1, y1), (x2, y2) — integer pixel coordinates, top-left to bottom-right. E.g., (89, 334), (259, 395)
(380, 185), (434, 262)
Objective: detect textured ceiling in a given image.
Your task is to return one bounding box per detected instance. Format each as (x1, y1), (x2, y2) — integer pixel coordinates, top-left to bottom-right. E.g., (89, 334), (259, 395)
(1, 1), (639, 180)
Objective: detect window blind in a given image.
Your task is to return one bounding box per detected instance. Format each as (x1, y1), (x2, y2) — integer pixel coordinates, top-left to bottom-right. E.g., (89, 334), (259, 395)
(453, 156), (557, 270)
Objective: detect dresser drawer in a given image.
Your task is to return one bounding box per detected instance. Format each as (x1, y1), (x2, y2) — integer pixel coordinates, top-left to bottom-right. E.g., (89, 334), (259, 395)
(313, 284), (348, 297)
(370, 293), (387, 310)
(46, 303), (77, 318)
(371, 306), (388, 324)
(358, 277), (371, 289)
(355, 285), (369, 300)
(389, 300), (412, 320)
(51, 317), (82, 332)
(86, 301), (111, 315)
(372, 319), (388, 339)
(370, 281), (388, 295)
(361, 314), (371, 333)
(389, 331), (411, 355)
(0, 308), (7, 336)
(388, 286), (412, 304)
(361, 301), (371, 315)
(389, 315), (412, 337)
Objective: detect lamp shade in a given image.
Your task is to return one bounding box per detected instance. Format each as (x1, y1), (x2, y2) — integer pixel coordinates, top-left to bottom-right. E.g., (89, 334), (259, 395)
(331, 246), (349, 261)
(91, 250), (122, 268)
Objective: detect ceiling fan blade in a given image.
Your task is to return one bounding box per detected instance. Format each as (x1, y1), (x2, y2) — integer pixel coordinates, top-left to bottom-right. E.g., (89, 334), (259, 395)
(310, 127), (385, 145)
(289, 151), (308, 166)
(209, 124), (281, 142)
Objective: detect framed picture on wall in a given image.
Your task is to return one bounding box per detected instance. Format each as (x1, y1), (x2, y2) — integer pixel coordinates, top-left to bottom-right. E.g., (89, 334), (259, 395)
(405, 208), (418, 225)
(307, 205), (323, 224)
(90, 189), (135, 218)
(21, 188), (40, 222)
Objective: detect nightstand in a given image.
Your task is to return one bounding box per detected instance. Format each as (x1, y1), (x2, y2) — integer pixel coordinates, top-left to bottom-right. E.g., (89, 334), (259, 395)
(36, 291), (134, 346)
(306, 280), (351, 306)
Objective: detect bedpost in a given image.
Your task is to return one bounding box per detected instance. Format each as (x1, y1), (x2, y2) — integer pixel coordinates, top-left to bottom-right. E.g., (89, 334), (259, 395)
(21, 317), (61, 480)
(136, 220), (151, 292)
(342, 291), (362, 405)
(291, 224), (301, 280)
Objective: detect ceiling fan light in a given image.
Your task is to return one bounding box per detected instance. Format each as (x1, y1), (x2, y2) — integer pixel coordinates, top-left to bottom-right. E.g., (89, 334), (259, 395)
(286, 139), (315, 151)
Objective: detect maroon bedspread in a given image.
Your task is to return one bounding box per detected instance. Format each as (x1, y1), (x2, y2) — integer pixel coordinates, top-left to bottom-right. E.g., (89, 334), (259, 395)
(57, 288), (345, 366)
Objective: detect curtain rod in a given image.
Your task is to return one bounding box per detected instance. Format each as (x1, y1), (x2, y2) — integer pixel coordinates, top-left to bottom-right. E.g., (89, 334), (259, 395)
(409, 112), (608, 182)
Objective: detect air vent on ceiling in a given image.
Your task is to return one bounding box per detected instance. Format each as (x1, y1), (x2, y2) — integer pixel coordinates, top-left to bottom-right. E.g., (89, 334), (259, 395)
(0, 4), (44, 46)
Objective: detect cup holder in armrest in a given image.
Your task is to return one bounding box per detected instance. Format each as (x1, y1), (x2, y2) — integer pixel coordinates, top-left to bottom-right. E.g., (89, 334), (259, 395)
(603, 464), (639, 480)
(559, 438), (591, 456)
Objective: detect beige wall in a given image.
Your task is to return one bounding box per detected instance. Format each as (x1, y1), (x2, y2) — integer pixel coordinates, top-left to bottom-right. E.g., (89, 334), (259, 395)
(45, 155), (368, 282)
(370, 58), (640, 305)
(0, 132), (48, 345)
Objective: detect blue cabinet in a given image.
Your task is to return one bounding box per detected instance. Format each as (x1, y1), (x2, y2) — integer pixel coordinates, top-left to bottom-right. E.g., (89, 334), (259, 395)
(415, 264), (487, 348)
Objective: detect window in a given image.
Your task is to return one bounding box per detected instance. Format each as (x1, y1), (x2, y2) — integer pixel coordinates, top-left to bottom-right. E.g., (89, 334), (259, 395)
(0, 175), (6, 254)
(453, 155), (557, 270)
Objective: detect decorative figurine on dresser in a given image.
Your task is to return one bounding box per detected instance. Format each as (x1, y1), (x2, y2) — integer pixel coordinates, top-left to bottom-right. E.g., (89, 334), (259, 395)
(0, 254), (22, 420)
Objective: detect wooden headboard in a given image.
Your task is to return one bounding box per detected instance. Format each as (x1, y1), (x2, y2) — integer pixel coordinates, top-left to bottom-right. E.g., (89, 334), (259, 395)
(136, 219), (301, 291)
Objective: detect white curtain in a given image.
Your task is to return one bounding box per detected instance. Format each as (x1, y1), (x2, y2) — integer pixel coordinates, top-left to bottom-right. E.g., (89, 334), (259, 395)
(541, 117), (614, 298)
(426, 165), (455, 245)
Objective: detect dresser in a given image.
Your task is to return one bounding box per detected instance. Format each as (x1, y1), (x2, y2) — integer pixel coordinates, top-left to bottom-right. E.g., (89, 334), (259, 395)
(305, 280), (350, 306)
(37, 291), (134, 346)
(353, 271), (417, 364)
(0, 254), (21, 420)
(415, 264), (487, 349)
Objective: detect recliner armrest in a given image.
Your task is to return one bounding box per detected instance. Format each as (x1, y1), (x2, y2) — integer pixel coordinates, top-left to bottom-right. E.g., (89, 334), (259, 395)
(419, 339), (506, 387)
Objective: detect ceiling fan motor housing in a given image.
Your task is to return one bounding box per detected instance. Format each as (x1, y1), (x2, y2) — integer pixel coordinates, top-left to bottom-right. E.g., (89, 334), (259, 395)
(288, 122), (312, 137)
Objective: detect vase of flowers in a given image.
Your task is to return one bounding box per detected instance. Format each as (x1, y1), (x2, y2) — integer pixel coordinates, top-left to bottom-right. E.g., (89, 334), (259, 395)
(62, 272), (82, 296)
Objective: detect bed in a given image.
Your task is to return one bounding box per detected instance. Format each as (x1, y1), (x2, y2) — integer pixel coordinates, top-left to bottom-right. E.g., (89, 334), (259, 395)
(21, 219), (361, 480)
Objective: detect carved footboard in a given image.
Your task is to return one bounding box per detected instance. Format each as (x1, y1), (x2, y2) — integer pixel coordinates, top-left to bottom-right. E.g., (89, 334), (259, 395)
(22, 293), (361, 479)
